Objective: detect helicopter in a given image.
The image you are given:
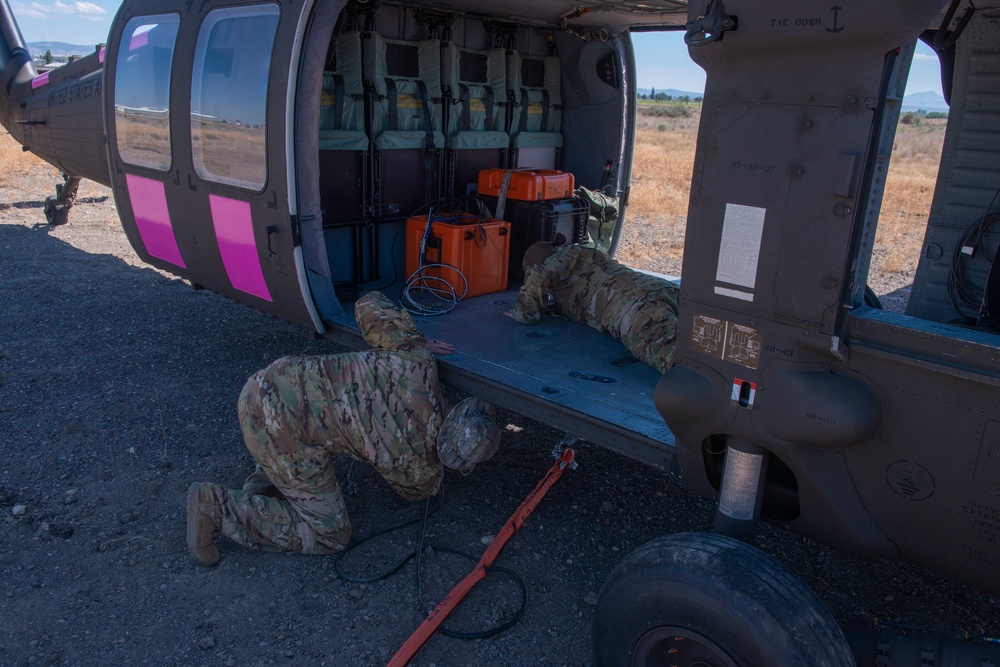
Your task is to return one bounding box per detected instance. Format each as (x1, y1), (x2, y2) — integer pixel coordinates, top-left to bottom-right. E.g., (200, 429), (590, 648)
(2, 0), (1000, 664)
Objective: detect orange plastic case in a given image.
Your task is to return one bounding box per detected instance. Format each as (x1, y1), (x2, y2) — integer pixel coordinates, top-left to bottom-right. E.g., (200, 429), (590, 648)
(477, 169), (575, 201)
(405, 213), (511, 298)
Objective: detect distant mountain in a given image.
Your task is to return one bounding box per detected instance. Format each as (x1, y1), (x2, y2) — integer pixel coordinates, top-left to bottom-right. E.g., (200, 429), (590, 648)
(902, 90), (949, 112)
(638, 87), (703, 99)
(27, 41), (100, 58)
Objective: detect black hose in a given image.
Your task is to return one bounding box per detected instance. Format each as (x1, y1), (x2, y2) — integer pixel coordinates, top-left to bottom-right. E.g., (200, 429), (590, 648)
(932, 0), (976, 52)
(333, 482), (530, 639)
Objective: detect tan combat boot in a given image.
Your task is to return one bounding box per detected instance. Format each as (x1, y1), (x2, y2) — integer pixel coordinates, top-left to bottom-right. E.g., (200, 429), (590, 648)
(186, 482), (222, 566)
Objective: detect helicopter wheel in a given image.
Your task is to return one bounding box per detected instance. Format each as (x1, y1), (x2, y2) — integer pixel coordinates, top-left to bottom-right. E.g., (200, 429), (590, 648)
(592, 532), (854, 667)
(44, 197), (70, 226)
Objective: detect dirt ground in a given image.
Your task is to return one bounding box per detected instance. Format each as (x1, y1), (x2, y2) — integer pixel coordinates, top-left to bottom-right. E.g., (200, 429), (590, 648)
(1, 165), (999, 667)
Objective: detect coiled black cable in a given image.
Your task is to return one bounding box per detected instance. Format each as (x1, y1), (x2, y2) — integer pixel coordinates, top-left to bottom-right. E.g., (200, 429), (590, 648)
(333, 482), (529, 639)
(947, 185), (1000, 321)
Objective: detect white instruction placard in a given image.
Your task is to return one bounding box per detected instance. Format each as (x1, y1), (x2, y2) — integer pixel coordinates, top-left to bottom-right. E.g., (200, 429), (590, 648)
(718, 449), (764, 521)
(715, 203), (766, 289)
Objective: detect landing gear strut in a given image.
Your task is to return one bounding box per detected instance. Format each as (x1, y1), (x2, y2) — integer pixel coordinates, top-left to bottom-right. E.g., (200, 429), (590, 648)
(44, 173), (80, 226)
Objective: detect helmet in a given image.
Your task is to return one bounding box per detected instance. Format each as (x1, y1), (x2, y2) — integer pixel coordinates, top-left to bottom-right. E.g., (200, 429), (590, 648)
(437, 397), (501, 474)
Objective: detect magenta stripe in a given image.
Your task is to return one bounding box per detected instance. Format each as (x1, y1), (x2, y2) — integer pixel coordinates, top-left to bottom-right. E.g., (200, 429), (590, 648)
(99, 47), (105, 63)
(31, 72), (49, 89)
(209, 195), (272, 302)
(125, 174), (185, 268)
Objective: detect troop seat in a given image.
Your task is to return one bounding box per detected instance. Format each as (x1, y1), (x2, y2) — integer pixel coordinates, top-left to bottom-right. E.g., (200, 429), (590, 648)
(318, 31), (367, 225)
(363, 33), (445, 220)
(507, 52), (562, 170)
(441, 43), (509, 198)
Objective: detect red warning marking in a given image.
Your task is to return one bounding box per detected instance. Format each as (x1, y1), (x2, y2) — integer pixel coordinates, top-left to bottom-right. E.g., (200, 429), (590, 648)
(731, 378), (757, 407)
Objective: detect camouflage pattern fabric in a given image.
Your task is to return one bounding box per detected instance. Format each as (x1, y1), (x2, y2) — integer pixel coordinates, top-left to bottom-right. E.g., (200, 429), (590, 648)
(213, 291), (446, 554)
(512, 244), (680, 373)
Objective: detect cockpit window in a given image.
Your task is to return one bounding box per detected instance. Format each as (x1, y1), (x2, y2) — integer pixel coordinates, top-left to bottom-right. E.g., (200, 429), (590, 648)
(190, 4), (280, 191)
(114, 15), (180, 171)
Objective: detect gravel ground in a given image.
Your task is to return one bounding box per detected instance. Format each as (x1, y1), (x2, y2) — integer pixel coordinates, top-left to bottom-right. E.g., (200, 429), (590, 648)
(1, 166), (998, 667)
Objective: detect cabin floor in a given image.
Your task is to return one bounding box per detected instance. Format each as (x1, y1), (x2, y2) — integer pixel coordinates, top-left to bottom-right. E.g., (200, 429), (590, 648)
(324, 286), (678, 473)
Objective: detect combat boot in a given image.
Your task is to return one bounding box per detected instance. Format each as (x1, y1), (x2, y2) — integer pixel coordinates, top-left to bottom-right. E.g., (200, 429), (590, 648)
(186, 482), (222, 566)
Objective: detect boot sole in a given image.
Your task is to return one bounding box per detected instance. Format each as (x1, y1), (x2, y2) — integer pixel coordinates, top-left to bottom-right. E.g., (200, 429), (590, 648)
(186, 482), (221, 566)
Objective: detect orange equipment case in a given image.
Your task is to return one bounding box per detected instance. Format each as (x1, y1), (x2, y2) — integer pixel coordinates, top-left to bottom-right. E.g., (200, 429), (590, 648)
(477, 168), (575, 201)
(405, 213), (511, 299)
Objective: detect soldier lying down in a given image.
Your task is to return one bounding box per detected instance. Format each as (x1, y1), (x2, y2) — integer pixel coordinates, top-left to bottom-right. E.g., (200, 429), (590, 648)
(511, 242), (680, 373)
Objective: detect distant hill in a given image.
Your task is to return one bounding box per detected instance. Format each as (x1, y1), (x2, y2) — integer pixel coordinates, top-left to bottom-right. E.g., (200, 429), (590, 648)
(27, 41), (100, 58)
(902, 90), (949, 112)
(638, 87), (703, 99)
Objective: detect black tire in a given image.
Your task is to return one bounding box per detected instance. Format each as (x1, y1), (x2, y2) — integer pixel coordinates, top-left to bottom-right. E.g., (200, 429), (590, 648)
(44, 198), (69, 225)
(592, 532), (854, 667)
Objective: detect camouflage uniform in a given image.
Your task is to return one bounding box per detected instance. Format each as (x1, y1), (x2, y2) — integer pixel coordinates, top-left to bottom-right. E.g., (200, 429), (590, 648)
(512, 244), (680, 373)
(200, 291), (446, 555)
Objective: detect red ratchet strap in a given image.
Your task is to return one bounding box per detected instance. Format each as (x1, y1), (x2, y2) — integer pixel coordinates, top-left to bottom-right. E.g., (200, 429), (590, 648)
(386, 448), (577, 667)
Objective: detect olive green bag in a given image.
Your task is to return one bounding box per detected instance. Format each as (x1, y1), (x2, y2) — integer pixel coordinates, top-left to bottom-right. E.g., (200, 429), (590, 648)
(575, 186), (619, 253)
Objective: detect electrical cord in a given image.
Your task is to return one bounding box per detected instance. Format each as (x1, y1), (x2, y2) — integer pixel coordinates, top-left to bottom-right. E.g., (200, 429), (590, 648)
(421, 548), (528, 639)
(947, 184), (1000, 321)
(400, 268), (465, 315)
(333, 482), (529, 639)
(359, 225), (402, 293)
(451, 194), (492, 221)
(399, 209), (467, 315)
(397, 199), (506, 315)
(334, 488), (444, 584)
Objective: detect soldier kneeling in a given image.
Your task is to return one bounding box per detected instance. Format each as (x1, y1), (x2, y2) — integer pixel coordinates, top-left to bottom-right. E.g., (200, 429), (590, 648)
(186, 290), (499, 565)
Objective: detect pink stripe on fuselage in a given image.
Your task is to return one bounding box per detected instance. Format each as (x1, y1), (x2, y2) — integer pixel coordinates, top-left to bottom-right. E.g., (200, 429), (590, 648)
(31, 71), (49, 89)
(209, 195), (272, 302)
(125, 174), (185, 268)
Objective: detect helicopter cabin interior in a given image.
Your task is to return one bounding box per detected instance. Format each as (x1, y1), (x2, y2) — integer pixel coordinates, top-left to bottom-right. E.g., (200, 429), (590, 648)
(289, 1), (682, 469)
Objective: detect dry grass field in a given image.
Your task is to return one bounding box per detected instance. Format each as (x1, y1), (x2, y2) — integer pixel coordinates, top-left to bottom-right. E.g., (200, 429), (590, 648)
(0, 131), (43, 185)
(619, 104), (947, 292)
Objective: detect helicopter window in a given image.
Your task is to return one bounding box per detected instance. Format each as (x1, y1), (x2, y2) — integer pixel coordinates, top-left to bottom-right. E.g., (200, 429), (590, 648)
(114, 15), (180, 172)
(191, 4), (280, 191)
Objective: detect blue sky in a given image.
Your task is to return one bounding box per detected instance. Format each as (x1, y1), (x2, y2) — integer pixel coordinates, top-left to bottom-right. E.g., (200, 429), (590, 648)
(12, 3), (944, 98)
(13, 0), (115, 46)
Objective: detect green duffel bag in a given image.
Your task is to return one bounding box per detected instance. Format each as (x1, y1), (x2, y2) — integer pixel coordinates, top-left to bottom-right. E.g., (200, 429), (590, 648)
(576, 186), (619, 253)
